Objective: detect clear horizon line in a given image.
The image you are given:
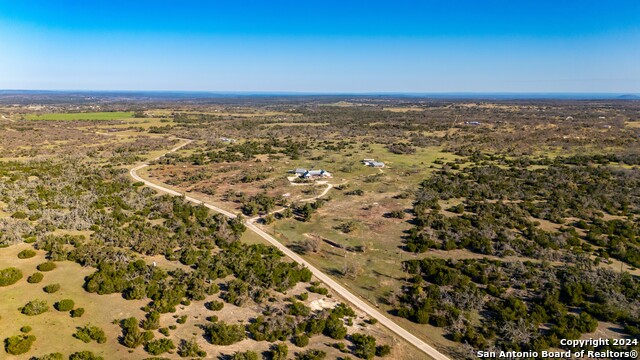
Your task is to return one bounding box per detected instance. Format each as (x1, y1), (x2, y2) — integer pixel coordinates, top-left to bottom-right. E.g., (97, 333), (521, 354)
(1, 89), (638, 94)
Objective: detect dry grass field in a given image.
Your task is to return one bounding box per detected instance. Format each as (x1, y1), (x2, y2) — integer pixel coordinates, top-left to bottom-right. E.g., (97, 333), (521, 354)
(0, 242), (414, 359)
(0, 110), (425, 359)
(0, 244), (146, 359)
(1, 99), (639, 359)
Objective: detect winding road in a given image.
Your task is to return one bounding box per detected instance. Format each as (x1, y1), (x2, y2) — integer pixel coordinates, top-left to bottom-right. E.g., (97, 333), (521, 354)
(130, 138), (449, 360)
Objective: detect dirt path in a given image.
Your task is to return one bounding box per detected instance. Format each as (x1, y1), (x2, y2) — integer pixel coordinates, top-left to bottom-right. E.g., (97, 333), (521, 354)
(249, 181), (337, 222)
(129, 138), (449, 360)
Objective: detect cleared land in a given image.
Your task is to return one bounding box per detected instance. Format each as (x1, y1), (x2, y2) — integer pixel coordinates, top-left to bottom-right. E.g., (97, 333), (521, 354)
(24, 111), (135, 121)
(0, 110), (422, 359)
(1, 98), (639, 359)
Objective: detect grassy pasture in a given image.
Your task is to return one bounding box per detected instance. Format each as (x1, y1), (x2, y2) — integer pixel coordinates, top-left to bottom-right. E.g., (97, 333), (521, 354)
(626, 120), (640, 128)
(0, 243), (147, 359)
(24, 112), (135, 121)
(170, 109), (298, 117)
(383, 107), (424, 112)
(260, 122), (329, 127)
(0, 231), (411, 359)
(151, 139), (458, 307)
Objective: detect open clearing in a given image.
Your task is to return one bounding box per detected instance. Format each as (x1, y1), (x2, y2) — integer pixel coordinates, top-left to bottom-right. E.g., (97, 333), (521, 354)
(24, 112), (135, 121)
(1, 99), (638, 359)
(0, 244), (146, 359)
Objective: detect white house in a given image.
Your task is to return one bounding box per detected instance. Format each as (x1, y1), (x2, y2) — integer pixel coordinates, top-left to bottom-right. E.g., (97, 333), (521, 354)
(302, 170), (332, 178)
(363, 159), (385, 168)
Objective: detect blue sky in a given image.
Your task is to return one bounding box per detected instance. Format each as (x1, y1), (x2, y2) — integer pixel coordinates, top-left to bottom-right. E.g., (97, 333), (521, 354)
(0, 0), (638, 93)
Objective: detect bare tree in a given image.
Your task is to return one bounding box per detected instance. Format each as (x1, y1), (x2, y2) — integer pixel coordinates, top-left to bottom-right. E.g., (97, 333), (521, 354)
(301, 235), (321, 253)
(341, 258), (361, 280)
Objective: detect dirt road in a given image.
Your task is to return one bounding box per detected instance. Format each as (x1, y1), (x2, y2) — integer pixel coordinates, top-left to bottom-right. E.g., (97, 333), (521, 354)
(129, 138), (449, 360)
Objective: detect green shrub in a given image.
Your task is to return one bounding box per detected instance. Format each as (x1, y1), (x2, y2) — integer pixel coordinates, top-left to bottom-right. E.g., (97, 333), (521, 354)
(159, 327), (170, 336)
(11, 211), (28, 219)
(0, 267), (23, 286)
(121, 317), (144, 349)
(144, 338), (175, 355)
(177, 338), (207, 358)
(294, 349), (326, 360)
(324, 315), (347, 339)
(4, 334), (36, 355)
(20, 326), (32, 333)
(27, 272), (43, 284)
(71, 307), (85, 318)
(141, 311), (160, 330)
(17, 249), (37, 259)
(73, 330), (92, 343)
(232, 350), (258, 360)
(23, 237), (37, 244)
(54, 299), (74, 311)
(334, 342), (348, 352)
(73, 325), (106, 344)
(308, 285), (328, 295)
(414, 309), (429, 324)
(305, 317), (327, 335)
(345, 189), (365, 196)
(176, 315), (187, 324)
(43, 283), (61, 293)
(387, 210), (406, 219)
(32, 353), (64, 360)
(351, 333), (377, 359)
(292, 334), (309, 347)
(288, 301), (311, 317)
(21, 300), (48, 316)
(68, 351), (104, 360)
(376, 345), (392, 357)
(36, 261), (56, 272)
(206, 300), (224, 311)
(269, 343), (289, 360)
(203, 321), (246, 345)
(143, 330), (155, 342)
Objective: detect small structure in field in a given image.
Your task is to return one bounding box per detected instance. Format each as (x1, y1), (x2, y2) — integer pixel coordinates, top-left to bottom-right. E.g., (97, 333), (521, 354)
(302, 170), (332, 178)
(363, 159), (385, 168)
(464, 121), (481, 125)
(288, 168), (331, 179)
(220, 137), (237, 143)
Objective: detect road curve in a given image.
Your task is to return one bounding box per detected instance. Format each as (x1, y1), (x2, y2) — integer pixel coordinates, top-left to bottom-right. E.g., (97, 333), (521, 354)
(129, 138), (450, 360)
(249, 181), (336, 222)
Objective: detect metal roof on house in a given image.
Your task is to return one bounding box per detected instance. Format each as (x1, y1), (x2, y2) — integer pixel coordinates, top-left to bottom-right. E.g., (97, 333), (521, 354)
(302, 169), (331, 177)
